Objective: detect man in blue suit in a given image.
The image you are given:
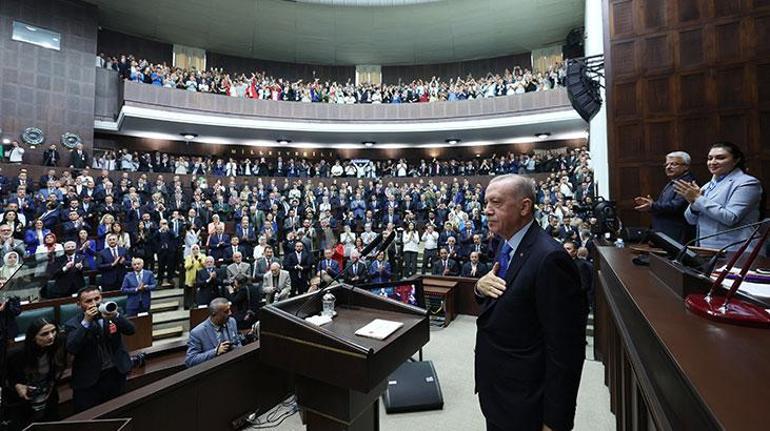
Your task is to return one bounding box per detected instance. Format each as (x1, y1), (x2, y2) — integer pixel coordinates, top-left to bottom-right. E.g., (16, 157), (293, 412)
(474, 175), (586, 431)
(98, 234), (130, 291)
(121, 257), (157, 317)
(634, 151), (697, 243)
(368, 251), (391, 284)
(316, 248), (340, 284)
(65, 286), (135, 412)
(185, 297), (242, 367)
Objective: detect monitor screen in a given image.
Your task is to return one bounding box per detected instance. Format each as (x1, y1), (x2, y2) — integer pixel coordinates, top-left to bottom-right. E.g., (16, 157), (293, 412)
(360, 280), (425, 309)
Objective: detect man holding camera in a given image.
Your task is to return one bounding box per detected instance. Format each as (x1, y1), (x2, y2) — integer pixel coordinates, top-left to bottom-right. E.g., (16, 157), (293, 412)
(65, 286), (135, 412)
(185, 297), (242, 367)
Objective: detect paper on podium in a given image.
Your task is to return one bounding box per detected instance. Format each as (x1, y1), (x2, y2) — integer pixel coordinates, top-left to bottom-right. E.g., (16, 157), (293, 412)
(355, 319), (404, 341)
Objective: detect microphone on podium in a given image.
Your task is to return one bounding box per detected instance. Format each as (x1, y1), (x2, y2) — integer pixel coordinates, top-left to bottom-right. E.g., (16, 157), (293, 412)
(672, 218), (770, 266)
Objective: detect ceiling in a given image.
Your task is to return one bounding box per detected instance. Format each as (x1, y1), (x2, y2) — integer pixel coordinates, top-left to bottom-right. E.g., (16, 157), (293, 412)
(84, 0), (585, 65)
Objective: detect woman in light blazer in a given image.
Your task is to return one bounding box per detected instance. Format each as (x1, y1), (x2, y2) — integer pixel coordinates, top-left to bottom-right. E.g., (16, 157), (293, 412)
(675, 142), (762, 251)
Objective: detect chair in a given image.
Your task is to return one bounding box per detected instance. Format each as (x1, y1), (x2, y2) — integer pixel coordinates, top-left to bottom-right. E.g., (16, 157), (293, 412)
(15, 307), (56, 340)
(60, 302), (80, 324)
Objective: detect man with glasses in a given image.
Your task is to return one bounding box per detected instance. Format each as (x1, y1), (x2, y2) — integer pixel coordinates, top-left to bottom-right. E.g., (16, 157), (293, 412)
(633, 151), (697, 243)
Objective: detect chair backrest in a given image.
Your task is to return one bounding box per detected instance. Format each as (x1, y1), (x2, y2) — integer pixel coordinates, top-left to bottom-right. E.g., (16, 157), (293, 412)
(15, 307), (56, 340)
(60, 303), (80, 325)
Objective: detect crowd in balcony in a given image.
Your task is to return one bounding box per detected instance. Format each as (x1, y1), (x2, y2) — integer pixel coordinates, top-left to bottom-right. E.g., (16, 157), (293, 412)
(87, 147), (584, 179)
(96, 53), (566, 104)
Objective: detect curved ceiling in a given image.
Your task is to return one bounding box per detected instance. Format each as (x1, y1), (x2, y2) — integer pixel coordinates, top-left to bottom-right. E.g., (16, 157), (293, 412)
(85, 0), (584, 66)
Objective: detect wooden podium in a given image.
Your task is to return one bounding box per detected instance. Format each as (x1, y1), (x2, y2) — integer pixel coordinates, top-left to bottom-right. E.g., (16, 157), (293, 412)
(260, 285), (429, 431)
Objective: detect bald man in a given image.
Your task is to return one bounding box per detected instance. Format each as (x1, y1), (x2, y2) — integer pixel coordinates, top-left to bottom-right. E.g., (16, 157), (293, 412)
(261, 262), (291, 304)
(474, 174), (586, 431)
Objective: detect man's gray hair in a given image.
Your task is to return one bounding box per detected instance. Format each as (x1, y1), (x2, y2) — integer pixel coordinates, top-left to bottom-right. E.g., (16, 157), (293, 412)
(666, 151), (691, 165)
(489, 174), (537, 202)
(208, 297), (230, 316)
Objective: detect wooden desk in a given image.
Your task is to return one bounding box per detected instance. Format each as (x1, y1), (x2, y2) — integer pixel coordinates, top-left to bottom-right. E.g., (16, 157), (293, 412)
(595, 246), (770, 430)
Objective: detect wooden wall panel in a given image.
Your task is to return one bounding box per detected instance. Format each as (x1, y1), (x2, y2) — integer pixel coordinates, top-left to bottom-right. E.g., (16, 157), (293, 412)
(605, 0), (769, 225)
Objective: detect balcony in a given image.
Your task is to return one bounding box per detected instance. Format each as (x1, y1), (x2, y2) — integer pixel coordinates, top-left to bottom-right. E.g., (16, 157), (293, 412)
(94, 68), (584, 147)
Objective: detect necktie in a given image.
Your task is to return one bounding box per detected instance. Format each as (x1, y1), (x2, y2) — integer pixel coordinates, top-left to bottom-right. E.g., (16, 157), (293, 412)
(136, 272), (141, 283)
(353, 263), (358, 274)
(497, 242), (513, 277)
(112, 248), (118, 259)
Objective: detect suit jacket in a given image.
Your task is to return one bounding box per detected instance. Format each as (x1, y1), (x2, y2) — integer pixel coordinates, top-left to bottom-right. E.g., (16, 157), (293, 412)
(195, 267), (225, 305)
(70, 150), (89, 169)
(368, 260), (391, 284)
(684, 168), (762, 251)
(252, 256), (281, 281)
(316, 258), (340, 279)
(65, 311), (135, 389)
(226, 262), (252, 283)
(222, 245), (247, 263)
(431, 258), (459, 276)
(121, 269), (157, 313)
(262, 270), (292, 304)
(207, 233), (230, 262)
(46, 254), (86, 298)
(185, 317), (241, 367)
(343, 260), (369, 285)
(97, 247), (130, 287)
(460, 261), (489, 278)
(283, 250), (312, 282)
(475, 223), (585, 431)
(650, 171), (697, 243)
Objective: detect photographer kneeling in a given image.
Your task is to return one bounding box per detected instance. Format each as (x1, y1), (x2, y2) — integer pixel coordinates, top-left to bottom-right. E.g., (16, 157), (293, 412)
(65, 286), (135, 412)
(185, 298), (242, 367)
(4, 318), (65, 430)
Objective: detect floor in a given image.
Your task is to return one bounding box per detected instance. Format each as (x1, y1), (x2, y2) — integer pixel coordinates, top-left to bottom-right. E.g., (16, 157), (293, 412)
(253, 315), (615, 431)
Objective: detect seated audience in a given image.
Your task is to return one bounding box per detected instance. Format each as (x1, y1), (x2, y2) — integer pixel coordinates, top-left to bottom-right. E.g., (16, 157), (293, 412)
(185, 297), (242, 367)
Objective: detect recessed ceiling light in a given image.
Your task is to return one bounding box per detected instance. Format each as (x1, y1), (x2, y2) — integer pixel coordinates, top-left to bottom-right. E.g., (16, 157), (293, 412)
(363, 141), (375, 147)
(445, 139), (460, 145)
(180, 133), (197, 140)
(277, 139), (291, 145)
(535, 133), (551, 139)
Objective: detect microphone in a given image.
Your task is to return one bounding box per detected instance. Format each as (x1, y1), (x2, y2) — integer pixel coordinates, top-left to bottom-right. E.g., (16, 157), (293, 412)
(359, 233), (383, 258)
(673, 218), (770, 265)
(376, 230), (397, 255)
(700, 227), (761, 276)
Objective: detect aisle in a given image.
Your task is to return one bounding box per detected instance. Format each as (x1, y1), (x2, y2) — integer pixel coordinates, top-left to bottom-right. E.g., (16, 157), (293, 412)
(264, 315), (614, 431)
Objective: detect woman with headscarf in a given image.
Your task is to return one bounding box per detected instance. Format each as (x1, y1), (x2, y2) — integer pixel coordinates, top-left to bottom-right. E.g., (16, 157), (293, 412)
(183, 244), (206, 309)
(0, 251), (23, 280)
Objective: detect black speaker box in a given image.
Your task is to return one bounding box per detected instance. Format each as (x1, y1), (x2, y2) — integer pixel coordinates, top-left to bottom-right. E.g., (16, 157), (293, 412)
(566, 61), (602, 122)
(382, 360), (444, 414)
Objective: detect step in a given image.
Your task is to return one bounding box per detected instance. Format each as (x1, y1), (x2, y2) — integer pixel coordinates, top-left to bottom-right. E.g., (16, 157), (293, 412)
(152, 288), (184, 300)
(150, 300), (180, 313)
(153, 309), (190, 325)
(153, 325), (184, 340)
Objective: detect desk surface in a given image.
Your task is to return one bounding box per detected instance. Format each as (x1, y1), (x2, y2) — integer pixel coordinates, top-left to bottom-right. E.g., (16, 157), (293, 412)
(600, 247), (770, 430)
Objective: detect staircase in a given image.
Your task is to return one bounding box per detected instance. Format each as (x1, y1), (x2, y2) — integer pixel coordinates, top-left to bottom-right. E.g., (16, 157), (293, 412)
(149, 284), (188, 342)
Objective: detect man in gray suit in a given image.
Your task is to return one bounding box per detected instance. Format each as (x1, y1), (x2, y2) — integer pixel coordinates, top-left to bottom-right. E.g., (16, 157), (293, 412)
(252, 245), (281, 282)
(185, 298), (242, 367)
(226, 252), (251, 284)
(262, 262), (291, 305)
(0, 224), (26, 259)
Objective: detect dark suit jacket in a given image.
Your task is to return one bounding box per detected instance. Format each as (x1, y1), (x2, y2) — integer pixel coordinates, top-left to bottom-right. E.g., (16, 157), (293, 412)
(475, 223), (586, 431)
(70, 150), (88, 169)
(343, 261), (368, 284)
(431, 258), (459, 276)
(97, 247), (130, 287)
(651, 171), (697, 243)
(195, 267), (224, 305)
(46, 254), (86, 298)
(65, 311), (135, 389)
(460, 261), (488, 278)
(283, 250), (312, 283)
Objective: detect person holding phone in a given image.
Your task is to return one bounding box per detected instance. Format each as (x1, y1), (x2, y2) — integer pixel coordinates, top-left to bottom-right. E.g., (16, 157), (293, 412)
(5, 318), (66, 430)
(185, 297), (242, 367)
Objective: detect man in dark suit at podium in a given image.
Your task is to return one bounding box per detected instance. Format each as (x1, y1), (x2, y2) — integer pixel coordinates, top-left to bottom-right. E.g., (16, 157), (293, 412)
(474, 175), (586, 431)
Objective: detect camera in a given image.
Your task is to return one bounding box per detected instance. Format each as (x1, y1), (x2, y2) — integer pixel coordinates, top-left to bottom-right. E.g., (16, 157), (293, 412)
(98, 301), (118, 314)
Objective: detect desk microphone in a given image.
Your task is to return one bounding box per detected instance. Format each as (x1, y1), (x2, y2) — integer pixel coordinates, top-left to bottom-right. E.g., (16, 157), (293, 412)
(673, 218), (770, 265)
(700, 227), (761, 276)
